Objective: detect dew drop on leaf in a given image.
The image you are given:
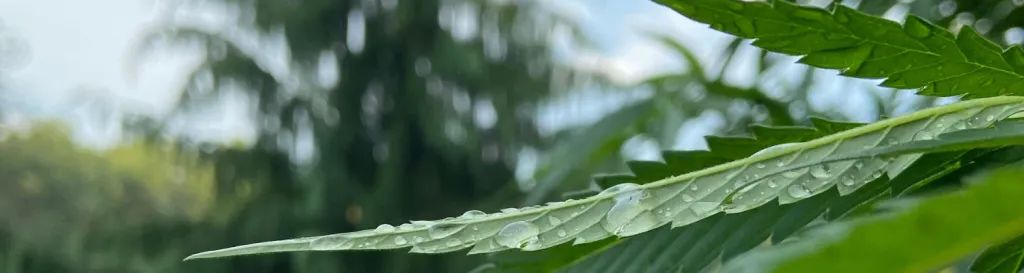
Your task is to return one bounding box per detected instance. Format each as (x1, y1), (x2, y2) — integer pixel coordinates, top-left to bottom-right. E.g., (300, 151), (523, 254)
(753, 142), (802, 157)
(427, 223), (463, 239)
(986, 115), (996, 121)
(310, 235), (352, 250)
(547, 215), (562, 226)
(809, 164), (832, 179)
(690, 202), (719, 216)
(681, 194), (695, 202)
(376, 224), (396, 232)
(394, 236), (408, 245)
(413, 236), (425, 243)
(556, 229), (567, 237)
(459, 210), (486, 219)
(754, 163), (766, 169)
(602, 189), (646, 233)
(495, 221), (540, 249)
(501, 208), (520, 213)
(782, 169), (806, 178)
(601, 183), (640, 195)
(787, 184), (811, 199)
(914, 131), (934, 140)
(446, 238), (462, 247)
(767, 180), (778, 188)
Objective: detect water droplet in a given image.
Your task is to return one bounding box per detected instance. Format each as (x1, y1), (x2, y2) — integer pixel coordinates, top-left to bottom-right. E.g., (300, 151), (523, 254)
(809, 164), (832, 179)
(460, 210), (486, 219)
(767, 180), (778, 188)
(888, 138), (899, 145)
(310, 235), (352, 250)
(413, 236), (425, 243)
(557, 229), (567, 237)
(689, 185), (699, 191)
(986, 115), (996, 121)
(548, 215), (563, 226)
(842, 176), (855, 186)
(602, 183), (640, 195)
(787, 184), (811, 199)
(782, 169), (806, 178)
(691, 202), (719, 216)
(394, 236), (408, 245)
(953, 122), (967, 130)
(776, 161), (785, 167)
(501, 208), (520, 213)
(936, 122), (945, 128)
(754, 163), (766, 169)
(753, 142), (802, 157)
(854, 161), (865, 170)
(446, 238), (463, 247)
(399, 223), (415, 230)
(681, 194), (695, 202)
(914, 131), (934, 140)
(872, 170), (884, 179)
(375, 224), (396, 232)
(428, 223), (463, 239)
(495, 221), (540, 249)
(410, 220), (435, 226)
(602, 189), (647, 233)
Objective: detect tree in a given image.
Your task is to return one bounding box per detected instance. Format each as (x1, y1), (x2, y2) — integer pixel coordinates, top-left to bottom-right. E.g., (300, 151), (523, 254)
(135, 0), (603, 272)
(183, 0), (1024, 272)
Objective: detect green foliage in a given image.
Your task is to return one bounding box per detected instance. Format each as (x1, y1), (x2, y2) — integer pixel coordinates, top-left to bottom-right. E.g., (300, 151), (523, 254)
(720, 164), (1024, 273)
(972, 234), (1024, 273)
(184, 97), (1024, 262)
(656, 0), (1024, 98)
(172, 0), (1024, 272)
(0, 121), (220, 272)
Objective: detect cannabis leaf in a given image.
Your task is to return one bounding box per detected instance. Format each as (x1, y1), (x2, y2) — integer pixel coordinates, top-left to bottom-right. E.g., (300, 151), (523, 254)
(720, 165), (1024, 273)
(655, 0), (1024, 98)
(184, 96), (1024, 261)
(972, 233), (1024, 273)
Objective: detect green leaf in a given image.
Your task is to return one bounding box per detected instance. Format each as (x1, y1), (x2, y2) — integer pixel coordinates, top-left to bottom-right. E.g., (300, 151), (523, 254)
(560, 120), (858, 273)
(768, 119), (1024, 179)
(720, 165), (1024, 273)
(182, 96), (1024, 261)
(655, 0), (1024, 98)
(971, 234), (1024, 273)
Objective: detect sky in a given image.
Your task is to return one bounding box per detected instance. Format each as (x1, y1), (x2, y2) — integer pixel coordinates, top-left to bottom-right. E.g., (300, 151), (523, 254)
(0, 0), (899, 154)
(0, 0), (739, 149)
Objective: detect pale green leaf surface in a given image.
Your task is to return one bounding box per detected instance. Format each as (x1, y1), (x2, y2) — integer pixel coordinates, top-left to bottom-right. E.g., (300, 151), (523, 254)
(655, 0), (1024, 98)
(560, 120), (858, 273)
(184, 97), (1024, 261)
(720, 165), (1024, 273)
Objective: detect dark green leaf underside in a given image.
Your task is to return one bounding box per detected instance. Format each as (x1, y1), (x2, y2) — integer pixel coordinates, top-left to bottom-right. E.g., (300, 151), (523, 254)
(656, 0), (1024, 98)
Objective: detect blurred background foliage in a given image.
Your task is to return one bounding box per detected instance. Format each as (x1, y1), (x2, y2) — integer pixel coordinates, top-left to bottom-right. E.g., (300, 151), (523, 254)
(2, 0), (1024, 272)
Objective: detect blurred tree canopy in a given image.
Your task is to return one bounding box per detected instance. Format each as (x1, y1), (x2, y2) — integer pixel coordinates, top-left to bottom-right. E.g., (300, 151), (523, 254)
(131, 0), (592, 272)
